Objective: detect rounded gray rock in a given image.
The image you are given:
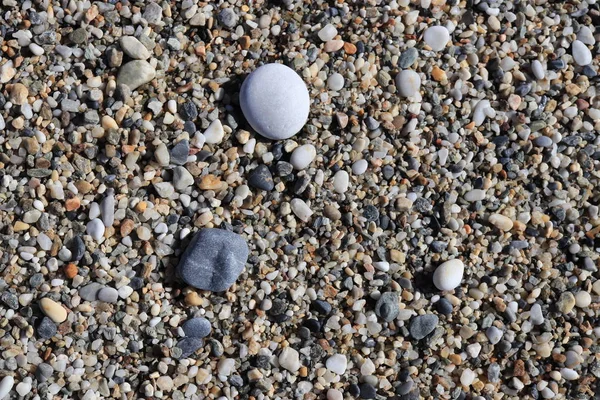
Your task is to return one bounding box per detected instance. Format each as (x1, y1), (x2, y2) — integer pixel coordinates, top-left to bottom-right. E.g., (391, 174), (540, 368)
(409, 314), (439, 340)
(182, 317), (212, 338)
(239, 63), (310, 140)
(177, 228), (249, 292)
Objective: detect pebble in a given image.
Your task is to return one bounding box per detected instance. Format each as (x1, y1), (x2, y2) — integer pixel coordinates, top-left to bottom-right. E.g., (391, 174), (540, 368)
(488, 214), (513, 231)
(182, 317), (212, 338)
(290, 198), (313, 222)
(433, 259), (464, 291)
(572, 40), (592, 66)
(375, 292), (399, 322)
(174, 338), (204, 359)
(557, 292), (576, 314)
(0, 376), (14, 400)
(532, 60), (545, 79)
(464, 189), (486, 202)
(98, 287), (119, 303)
(423, 26), (450, 51)
(399, 47), (418, 68)
(290, 144), (316, 170)
(530, 304), (544, 325)
(332, 170), (349, 194)
(318, 24), (338, 41)
(248, 165), (274, 191)
(409, 315), (439, 339)
(575, 291), (591, 308)
(170, 140), (189, 165)
(204, 120), (224, 144)
(486, 326), (503, 344)
(79, 283), (104, 301)
(240, 63), (310, 140)
(40, 298), (67, 323)
(279, 347), (301, 372)
(327, 73), (344, 91)
(177, 229), (249, 292)
(86, 218), (105, 241)
(119, 36), (151, 60)
(352, 159), (368, 175)
(37, 317), (57, 339)
(117, 60), (156, 90)
(395, 70), (421, 97)
(326, 354), (347, 374)
(173, 166), (194, 191)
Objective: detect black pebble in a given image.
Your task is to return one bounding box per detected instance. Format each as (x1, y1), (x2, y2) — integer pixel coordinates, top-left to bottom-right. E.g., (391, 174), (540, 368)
(304, 318), (321, 332)
(359, 383), (377, 399)
(436, 298), (453, 315)
(363, 205), (379, 222)
(248, 165), (274, 191)
(312, 299), (332, 314)
(179, 101), (198, 121)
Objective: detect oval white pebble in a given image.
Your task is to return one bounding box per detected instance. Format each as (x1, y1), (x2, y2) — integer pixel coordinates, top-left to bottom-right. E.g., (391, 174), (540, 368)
(332, 170), (349, 194)
(572, 40), (592, 66)
(433, 259), (464, 291)
(423, 26), (450, 51)
(290, 144), (316, 170)
(0, 376), (14, 400)
(325, 354), (347, 375)
(531, 60), (545, 80)
(352, 159), (368, 175)
(87, 218), (105, 241)
(240, 63), (310, 140)
(395, 70), (421, 97)
(327, 73), (344, 91)
(488, 214), (513, 231)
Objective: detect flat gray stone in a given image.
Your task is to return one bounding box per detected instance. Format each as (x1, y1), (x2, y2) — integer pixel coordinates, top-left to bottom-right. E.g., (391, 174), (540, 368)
(117, 60), (156, 90)
(239, 63), (310, 140)
(409, 314), (438, 340)
(182, 317), (212, 338)
(177, 229), (249, 292)
(79, 282), (104, 301)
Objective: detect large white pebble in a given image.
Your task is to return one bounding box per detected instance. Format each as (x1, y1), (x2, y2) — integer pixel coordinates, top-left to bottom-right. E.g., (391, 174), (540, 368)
(332, 170), (349, 194)
(290, 144), (316, 170)
(204, 120), (224, 144)
(488, 214), (513, 231)
(87, 218), (105, 241)
(423, 26), (450, 51)
(240, 63), (310, 140)
(572, 40), (592, 66)
(290, 199), (313, 222)
(0, 376), (14, 400)
(325, 354), (347, 374)
(531, 60), (545, 80)
(433, 259), (464, 291)
(395, 70), (421, 97)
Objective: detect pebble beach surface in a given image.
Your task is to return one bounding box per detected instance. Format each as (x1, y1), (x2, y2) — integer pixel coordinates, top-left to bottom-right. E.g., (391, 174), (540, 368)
(0, 1), (599, 400)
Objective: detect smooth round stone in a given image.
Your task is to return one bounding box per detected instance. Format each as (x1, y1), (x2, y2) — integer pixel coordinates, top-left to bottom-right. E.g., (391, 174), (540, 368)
(177, 228), (249, 292)
(375, 292), (399, 322)
(352, 159), (368, 175)
(486, 326), (503, 344)
(327, 389), (344, 400)
(532, 60), (545, 80)
(117, 60), (156, 90)
(240, 63), (310, 140)
(395, 70), (421, 97)
(577, 26), (595, 45)
(182, 317), (212, 338)
(120, 36), (150, 60)
(433, 259), (464, 291)
(561, 368), (580, 381)
(488, 214), (513, 231)
(409, 314), (438, 340)
(327, 73), (344, 91)
(325, 354), (347, 374)
(0, 376), (14, 400)
(98, 287), (119, 303)
(290, 144), (316, 170)
(279, 347), (301, 372)
(423, 26), (450, 51)
(318, 24), (338, 41)
(575, 291), (591, 308)
(86, 218), (105, 241)
(40, 298), (67, 323)
(332, 170), (349, 194)
(572, 40), (592, 66)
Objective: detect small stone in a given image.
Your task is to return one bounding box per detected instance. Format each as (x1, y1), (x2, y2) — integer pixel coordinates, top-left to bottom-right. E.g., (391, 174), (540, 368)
(174, 338), (204, 359)
(240, 63), (310, 140)
(70, 28), (88, 43)
(557, 292), (576, 314)
(143, 2), (163, 24)
(10, 83), (28, 105)
(572, 40), (592, 66)
(464, 189), (486, 202)
(359, 383), (377, 399)
(530, 304), (544, 325)
(409, 314), (438, 339)
(290, 144), (316, 170)
(37, 317), (57, 339)
(79, 283), (104, 301)
(120, 36), (151, 60)
(173, 166), (194, 191)
(35, 363), (53, 382)
(352, 159), (368, 175)
(179, 101), (198, 121)
(117, 60), (156, 90)
(395, 70), (421, 97)
(433, 259), (464, 291)
(423, 26), (450, 51)
(486, 326), (503, 344)
(217, 358), (236, 376)
(0, 60), (16, 83)
(170, 140), (189, 165)
(40, 298), (67, 323)
(218, 8), (238, 28)
(154, 182), (175, 198)
(532, 60), (545, 80)
(325, 354), (347, 375)
(248, 165), (274, 191)
(204, 119), (224, 144)
(87, 218), (105, 241)
(375, 292), (399, 322)
(560, 368), (580, 381)
(399, 47), (418, 68)
(318, 24), (338, 41)
(0, 376), (14, 400)
(98, 287), (119, 303)
(436, 298), (453, 315)
(488, 214), (513, 231)
(332, 170), (349, 194)
(101, 190), (115, 227)
(182, 317), (212, 338)
(290, 198), (313, 222)
(177, 229), (249, 292)
(279, 347), (301, 372)
(327, 73), (344, 91)
(575, 291), (591, 308)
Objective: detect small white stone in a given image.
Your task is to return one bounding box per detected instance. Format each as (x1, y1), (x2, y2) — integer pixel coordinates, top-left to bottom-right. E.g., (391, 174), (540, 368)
(318, 24), (338, 41)
(560, 368), (579, 381)
(423, 26), (450, 51)
(87, 218), (105, 241)
(575, 291), (591, 308)
(532, 60), (545, 80)
(16, 381), (31, 397)
(464, 189), (486, 202)
(325, 354), (347, 375)
(486, 326), (503, 344)
(332, 170), (349, 194)
(120, 36), (151, 60)
(395, 70), (421, 97)
(460, 369), (476, 386)
(327, 73), (344, 91)
(29, 43), (44, 56)
(217, 358), (236, 376)
(290, 144), (316, 170)
(577, 26), (595, 45)
(373, 261), (389, 272)
(0, 376), (14, 400)
(433, 259), (464, 291)
(327, 389), (343, 400)
(278, 347), (301, 372)
(488, 214), (513, 231)
(352, 159), (368, 175)
(572, 40), (592, 66)
(473, 99), (494, 126)
(240, 63), (310, 140)
(360, 359), (376, 376)
(204, 120), (224, 144)
(290, 199), (313, 222)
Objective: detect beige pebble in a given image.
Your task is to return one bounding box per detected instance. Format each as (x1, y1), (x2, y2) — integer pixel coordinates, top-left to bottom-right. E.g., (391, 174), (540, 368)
(488, 214), (513, 231)
(40, 298), (68, 323)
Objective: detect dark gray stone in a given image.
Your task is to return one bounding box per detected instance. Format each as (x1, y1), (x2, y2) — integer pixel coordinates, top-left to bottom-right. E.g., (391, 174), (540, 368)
(37, 317), (57, 339)
(177, 228), (249, 292)
(179, 101), (198, 121)
(170, 140), (189, 165)
(182, 317), (211, 338)
(248, 165), (274, 191)
(174, 338), (204, 359)
(399, 47), (418, 68)
(35, 363), (53, 382)
(375, 292), (399, 322)
(409, 314), (439, 340)
(79, 282), (104, 301)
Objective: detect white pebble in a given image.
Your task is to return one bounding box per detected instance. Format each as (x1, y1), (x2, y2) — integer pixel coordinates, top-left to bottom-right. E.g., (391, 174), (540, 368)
(86, 218), (105, 241)
(0, 376), (14, 400)
(204, 120), (224, 144)
(433, 259), (464, 291)
(325, 354), (347, 375)
(395, 70), (421, 97)
(332, 170), (349, 194)
(290, 144), (316, 170)
(352, 159), (368, 175)
(572, 40), (592, 66)
(532, 60), (545, 80)
(423, 26), (450, 51)
(318, 24), (338, 41)
(290, 198), (313, 222)
(488, 214), (513, 231)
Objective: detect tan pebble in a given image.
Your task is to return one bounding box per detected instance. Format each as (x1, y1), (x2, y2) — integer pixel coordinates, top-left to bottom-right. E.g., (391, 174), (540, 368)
(14, 221), (30, 231)
(40, 298), (68, 323)
(185, 291), (203, 306)
(65, 197), (81, 211)
(120, 219), (135, 236)
(10, 83), (28, 105)
(102, 116), (118, 130)
(199, 175), (223, 190)
(324, 40), (344, 52)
